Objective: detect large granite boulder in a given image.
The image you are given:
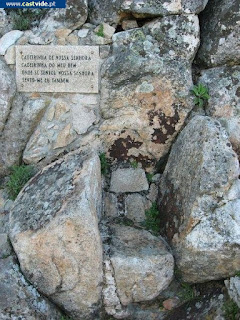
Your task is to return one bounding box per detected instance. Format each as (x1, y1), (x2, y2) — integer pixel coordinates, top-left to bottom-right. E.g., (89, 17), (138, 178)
(158, 116), (240, 283)
(0, 256), (62, 319)
(9, 151), (103, 320)
(89, 0), (208, 25)
(103, 225), (174, 318)
(38, 0), (88, 31)
(0, 58), (16, 134)
(100, 14), (200, 170)
(199, 65), (240, 155)
(196, 0), (240, 67)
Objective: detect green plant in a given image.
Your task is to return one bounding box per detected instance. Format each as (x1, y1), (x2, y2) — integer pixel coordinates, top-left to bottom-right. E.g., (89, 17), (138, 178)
(178, 283), (196, 302)
(130, 160), (138, 169)
(146, 173), (154, 183)
(96, 24), (104, 37)
(235, 271), (240, 277)
(143, 202), (160, 235)
(8, 9), (47, 31)
(13, 14), (31, 31)
(223, 300), (239, 320)
(191, 83), (210, 108)
(60, 316), (73, 320)
(99, 153), (109, 175)
(6, 165), (35, 200)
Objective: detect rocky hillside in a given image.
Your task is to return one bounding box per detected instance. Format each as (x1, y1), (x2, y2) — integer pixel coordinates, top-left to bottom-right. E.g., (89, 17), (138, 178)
(0, 0), (240, 319)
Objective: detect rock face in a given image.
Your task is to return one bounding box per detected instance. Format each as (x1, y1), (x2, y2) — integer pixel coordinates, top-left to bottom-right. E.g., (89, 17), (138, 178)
(110, 168), (149, 193)
(158, 116), (240, 283)
(199, 66), (240, 155)
(0, 30), (23, 55)
(100, 14), (199, 169)
(197, 0), (240, 67)
(89, 0), (208, 25)
(103, 225), (174, 318)
(0, 233), (12, 258)
(0, 256), (62, 320)
(10, 151), (103, 320)
(39, 0), (88, 31)
(225, 276), (240, 308)
(22, 94), (99, 166)
(0, 95), (47, 175)
(0, 93), (100, 176)
(0, 58), (16, 134)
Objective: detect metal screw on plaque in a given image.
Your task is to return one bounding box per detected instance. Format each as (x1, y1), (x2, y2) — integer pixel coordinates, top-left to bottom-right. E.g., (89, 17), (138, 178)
(91, 51), (94, 54)
(91, 85), (94, 88)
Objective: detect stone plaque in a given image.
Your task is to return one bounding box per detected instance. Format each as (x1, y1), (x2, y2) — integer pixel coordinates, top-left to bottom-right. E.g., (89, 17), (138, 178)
(16, 45), (99, 93)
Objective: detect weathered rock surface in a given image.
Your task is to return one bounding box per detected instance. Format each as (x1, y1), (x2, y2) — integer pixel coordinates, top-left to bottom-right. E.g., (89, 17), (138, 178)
(89, 0), (208, 25)
(199, 66), (240, 155)
(0, 9), (7, 36)
(100, 14), (199, 169)
(103, 225), (174, 317)
(158, 116), (240, 283)
(0, 30), (23, 55)
(125, 193), (147, 223)
(110, 168), (149, 193)
(4, 45), (16, 65)
(0, 58), (16, 134)
(225, 276), (240, 308)
(0, 233), (12, 258)
(0, 256), (62, 320)
(10, 151), (103, 320)
(22, 94), (99, 166)
(197, 0), (240, 67)
(0, 95), (47, 176)
(38, 0), (88, 31)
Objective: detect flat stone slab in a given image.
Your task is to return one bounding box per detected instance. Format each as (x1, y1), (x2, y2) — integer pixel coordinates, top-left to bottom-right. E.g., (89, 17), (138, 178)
(16, 45), (99, 93)
(110, 168), (149, 193)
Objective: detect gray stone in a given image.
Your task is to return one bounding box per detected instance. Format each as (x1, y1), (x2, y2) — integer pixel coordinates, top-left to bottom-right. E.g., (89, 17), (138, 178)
(95, 23), (115, 39)
(100, 15), (199, 170)
(122, 19), (138, 31)
(199, 66), (240, 155)
(99, 45), (111, 59)
(104, 192), (118, 218)
(0, 96), (47, 176)
(0, 30), (23, 55)
(0, 256), (62, 319)
(110, 168), (149, 193)
(78, 28), (89, 38)
(16, 45), (99, 93)
(196, 0), (240, 67)
(147, 183), (159, 203)
(0, 9), (6, 31)
(22, 94), (100, 166)
(4, 45), (15, 65)
(89, 0), (208, 25)
(105, 225), (174, 307)
(158, 116), (240, 283)
(225, 276), (240, 308)
(182, 0), (208, 14)
(10, 151), (103, 320)
(0, 58), (16, 135)
(103, 259), (130, 319)
(125, 193), (146, 223)
(71, 104), (96, 135)
(0, 212), (9, 235)
(38, 0), (88, 31)
(0, 233), (12, 258)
